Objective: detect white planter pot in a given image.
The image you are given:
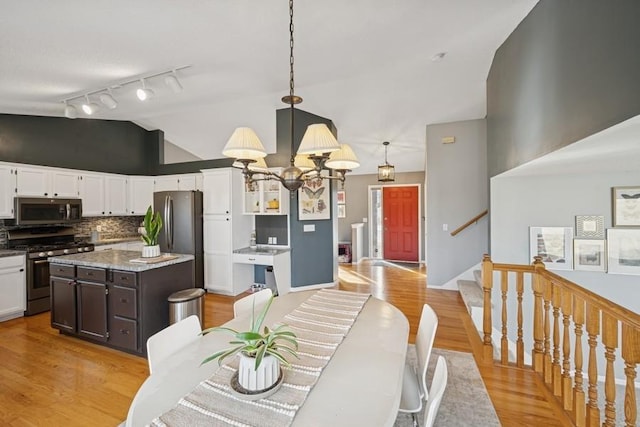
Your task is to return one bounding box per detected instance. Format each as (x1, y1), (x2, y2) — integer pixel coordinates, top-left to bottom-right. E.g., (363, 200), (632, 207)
(238, 353), (280, 391)
(141, 245), (161, 258)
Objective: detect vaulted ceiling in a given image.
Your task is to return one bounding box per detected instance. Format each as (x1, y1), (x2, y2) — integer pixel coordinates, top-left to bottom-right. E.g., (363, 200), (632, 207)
(0, 0), (538, 174)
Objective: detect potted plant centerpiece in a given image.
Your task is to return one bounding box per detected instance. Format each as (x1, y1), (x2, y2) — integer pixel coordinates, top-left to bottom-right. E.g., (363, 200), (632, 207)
(141, 205), (162, 258)
(201, 295), (298, 394)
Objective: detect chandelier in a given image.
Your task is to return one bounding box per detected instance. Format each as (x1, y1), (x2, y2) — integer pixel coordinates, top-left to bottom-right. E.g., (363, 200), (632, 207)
(377, 141), (395, 182)
(221, 0), (360, 192)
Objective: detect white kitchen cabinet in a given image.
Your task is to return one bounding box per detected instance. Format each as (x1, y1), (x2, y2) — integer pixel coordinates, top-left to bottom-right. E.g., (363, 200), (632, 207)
(105, 175), (128, 215)
(79, 173), (105, 216)
(0, 164), (16, 218)
(128, 176), (154, 215)
(202, 169), (231, 215)
(0, 255), (26, 321)
(153, 176), (178, 192)
(242, 168), (289, 215)
(154, 173), (203, 192)
(201, 168), (253, 295)
(15, 166), (78, 198)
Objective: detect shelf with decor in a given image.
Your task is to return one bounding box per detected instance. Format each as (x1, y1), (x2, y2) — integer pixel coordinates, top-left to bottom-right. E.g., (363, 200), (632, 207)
(242, 168), (289, 215)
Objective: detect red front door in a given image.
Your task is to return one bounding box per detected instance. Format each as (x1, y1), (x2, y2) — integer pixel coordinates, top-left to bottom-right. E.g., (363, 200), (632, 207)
(383, 186), (419, 262)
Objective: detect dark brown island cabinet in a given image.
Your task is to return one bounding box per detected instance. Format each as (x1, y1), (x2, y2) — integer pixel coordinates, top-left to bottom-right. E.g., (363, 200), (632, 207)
(49, 251), (194, 356)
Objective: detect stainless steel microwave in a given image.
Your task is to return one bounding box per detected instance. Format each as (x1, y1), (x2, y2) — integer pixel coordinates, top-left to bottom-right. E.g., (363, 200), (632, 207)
(14, 197), (82, 225)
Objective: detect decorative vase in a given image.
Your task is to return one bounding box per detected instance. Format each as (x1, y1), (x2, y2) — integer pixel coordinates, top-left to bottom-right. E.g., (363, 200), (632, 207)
(237, 353), (280, 391)
(141, 245), (161, 258)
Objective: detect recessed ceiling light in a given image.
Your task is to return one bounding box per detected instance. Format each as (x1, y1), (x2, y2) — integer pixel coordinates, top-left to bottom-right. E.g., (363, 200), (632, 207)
(431, 52), (447, 62)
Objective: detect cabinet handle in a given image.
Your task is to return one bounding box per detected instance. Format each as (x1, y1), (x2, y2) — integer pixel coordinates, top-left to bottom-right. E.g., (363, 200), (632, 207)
(68, 280), (75, 286)
(87, 272), (93, 276)
(120, 329), (130, 335)
(54, 193), (58, 196)
(120, 298), (128, 303)
(44, 192), (48, 196)
(248, 258), (255, 261)
(19, 268), (24, 272)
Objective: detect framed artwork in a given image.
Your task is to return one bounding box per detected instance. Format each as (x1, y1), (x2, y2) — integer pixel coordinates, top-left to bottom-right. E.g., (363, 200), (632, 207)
(576, 215), (605, 238)
(529, 226), (574, 270)
(573, 239), (606, 272)
(607, 228), (640, 275)
(298, 174), (330, 220)
(612, 186), (640, 227)
(337, 190), (346, 204)
(337, 204), (346, 218)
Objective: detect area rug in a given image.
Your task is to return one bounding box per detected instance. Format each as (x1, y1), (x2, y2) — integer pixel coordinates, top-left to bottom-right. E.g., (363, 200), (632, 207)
(394, 346), (500, 427)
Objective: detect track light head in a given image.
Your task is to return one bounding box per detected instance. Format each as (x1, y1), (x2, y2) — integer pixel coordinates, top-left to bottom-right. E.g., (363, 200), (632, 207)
(136, 79), (154, 101)
(81, 96), (99, 115)
(165, 73), (183, 93)
(99, 91), (117, 109)
(64, 102), (77, 119)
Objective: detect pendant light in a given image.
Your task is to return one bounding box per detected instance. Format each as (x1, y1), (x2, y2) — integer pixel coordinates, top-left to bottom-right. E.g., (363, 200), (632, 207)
(221, 0), (359, 192)
(378, 141), (395, 182)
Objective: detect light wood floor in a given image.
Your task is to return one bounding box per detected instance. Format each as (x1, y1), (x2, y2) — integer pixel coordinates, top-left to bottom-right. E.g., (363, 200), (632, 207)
(0, 260), (567, 426)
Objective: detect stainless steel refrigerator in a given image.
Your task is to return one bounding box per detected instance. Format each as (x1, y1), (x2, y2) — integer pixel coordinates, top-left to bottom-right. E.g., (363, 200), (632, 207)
(154, 190), (204, 288)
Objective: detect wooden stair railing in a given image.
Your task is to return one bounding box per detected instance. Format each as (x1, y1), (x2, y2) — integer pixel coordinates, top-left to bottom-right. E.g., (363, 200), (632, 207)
(480, 254), (640, 427)
(450, 210), (488, 237)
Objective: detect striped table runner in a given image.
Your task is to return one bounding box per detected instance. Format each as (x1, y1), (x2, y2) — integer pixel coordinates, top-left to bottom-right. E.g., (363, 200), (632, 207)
(151, 289), (370, 427)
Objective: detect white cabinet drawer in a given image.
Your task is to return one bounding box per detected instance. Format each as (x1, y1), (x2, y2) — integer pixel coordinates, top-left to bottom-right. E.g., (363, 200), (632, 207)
(0, 255), (25, 270)
(232, 253), (273, 265)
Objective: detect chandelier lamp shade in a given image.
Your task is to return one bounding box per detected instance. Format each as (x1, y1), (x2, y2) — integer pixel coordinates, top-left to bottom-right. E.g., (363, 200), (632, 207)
(378, 141), (395, 182)
(221, 0), (359, 192)
(60, 66), (189, 119)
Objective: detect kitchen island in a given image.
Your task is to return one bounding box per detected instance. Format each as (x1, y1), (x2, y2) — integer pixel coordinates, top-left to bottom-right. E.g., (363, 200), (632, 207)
(48, 250), (195, 356)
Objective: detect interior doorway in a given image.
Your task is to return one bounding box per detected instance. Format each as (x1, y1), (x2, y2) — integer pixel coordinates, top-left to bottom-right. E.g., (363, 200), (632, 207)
(368, 184), (421, 262)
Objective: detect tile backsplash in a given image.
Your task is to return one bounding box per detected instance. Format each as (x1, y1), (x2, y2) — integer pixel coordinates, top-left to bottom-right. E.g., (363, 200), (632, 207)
(73, 216), (144, 239)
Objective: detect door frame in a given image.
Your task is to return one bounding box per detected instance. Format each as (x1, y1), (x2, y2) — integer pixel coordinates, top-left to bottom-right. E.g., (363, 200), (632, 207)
(368, 183), (422, 262)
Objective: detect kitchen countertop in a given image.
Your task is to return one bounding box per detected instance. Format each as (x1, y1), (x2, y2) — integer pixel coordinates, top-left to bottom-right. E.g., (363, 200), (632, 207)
(233, 246), (290, 255)
(0, 249), (26, 258)
(48, 250), (194, 272)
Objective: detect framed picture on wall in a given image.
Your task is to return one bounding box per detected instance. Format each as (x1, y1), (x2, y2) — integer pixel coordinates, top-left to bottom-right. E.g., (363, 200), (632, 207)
(575, 215), (605, 238)
(529, 226), (573, 270)
(612, 186), (640, 227)
(298, 173), (330, 220)
(607, 228), (640, 275)
(337, 190), (346, 204)
(337, 204), (346, 218)
(573, 239), (606, 272)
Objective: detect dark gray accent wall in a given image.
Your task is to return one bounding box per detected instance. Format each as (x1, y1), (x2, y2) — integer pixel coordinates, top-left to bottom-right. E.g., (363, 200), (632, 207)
(274, 108), (337, 287)
(0, 114), (161, 175)
(255, 215), (288, 246)
(487, 0), (640, 177)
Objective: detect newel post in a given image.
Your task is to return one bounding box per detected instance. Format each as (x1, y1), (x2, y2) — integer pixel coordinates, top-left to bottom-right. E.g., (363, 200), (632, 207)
(532, 256), (546, 373)
(481, 254), (494, 363)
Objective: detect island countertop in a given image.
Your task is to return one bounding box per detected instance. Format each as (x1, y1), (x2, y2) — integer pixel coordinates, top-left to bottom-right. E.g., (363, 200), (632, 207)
(48, 250), (194, 272)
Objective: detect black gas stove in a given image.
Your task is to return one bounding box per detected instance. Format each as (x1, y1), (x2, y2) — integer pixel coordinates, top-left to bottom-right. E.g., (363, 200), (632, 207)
(6, 226), (94, 315)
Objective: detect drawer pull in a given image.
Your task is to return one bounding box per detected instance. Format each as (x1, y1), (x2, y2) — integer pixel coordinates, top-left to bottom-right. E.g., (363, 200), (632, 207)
(120, 298), (128, 303)
(248, 258), (255, 261)
(120, 329), (130, 335)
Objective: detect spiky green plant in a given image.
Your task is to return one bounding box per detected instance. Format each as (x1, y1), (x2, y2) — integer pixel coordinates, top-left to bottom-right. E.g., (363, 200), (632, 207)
(141, 206), (162, 246)
(201, 295), (299, 370)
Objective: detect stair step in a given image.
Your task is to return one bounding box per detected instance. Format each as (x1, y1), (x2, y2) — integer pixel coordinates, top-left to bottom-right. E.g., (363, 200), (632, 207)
(473, 269), (482, 286)
(457, 279), (484, 315)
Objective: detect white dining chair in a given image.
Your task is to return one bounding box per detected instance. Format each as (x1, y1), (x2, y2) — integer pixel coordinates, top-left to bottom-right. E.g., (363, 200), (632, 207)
(233, 288), (273, 318)
(398, 303), (439, 426)
(423, 356), (448, 427)
(146, 314), (202, 375)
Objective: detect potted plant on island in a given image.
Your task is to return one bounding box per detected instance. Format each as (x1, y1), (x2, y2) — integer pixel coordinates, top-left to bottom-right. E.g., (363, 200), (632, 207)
(141, 205), (162, 258)
(201, 295), (298, 394)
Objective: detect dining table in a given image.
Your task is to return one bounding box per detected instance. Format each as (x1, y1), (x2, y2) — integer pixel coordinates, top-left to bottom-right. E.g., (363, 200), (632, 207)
(125, 289), (409, 427)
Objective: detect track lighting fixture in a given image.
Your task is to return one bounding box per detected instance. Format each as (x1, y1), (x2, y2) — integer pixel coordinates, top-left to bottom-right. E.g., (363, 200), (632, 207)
(60, 65), (190, 117)
(81, 96), (99, 115)
(63, 101), (77, 119)
(136, 79), (154, 101)
(99, 90), (117, 109)
(164, 72), (183, 93)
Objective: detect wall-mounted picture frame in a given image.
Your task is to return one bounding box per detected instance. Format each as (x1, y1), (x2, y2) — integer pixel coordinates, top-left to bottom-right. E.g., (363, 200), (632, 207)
(612, 186), (640, 227)
(575, 215), (605, 238)
(337, 204), (346, 218)
(337, 190), (346, 204)
(298, 173), (330, 220)
(574, 239), (606, 272)
(529, 226), (574, 270)
(607, 228), (640, 275)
